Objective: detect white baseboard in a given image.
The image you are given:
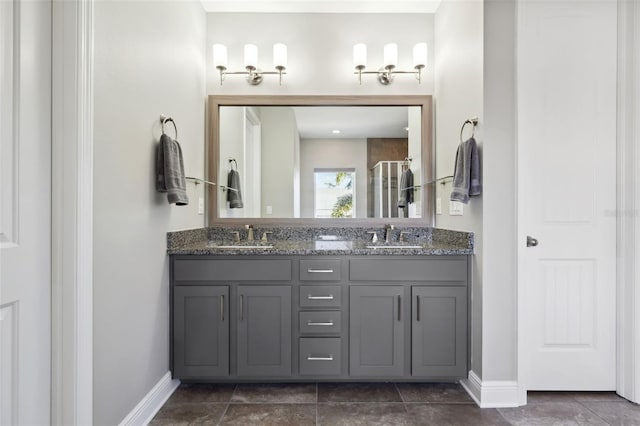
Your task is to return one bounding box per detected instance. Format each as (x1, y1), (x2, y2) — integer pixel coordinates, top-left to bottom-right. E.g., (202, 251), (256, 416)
(461, 370), (522, 408)
(119, 372), (180, 426)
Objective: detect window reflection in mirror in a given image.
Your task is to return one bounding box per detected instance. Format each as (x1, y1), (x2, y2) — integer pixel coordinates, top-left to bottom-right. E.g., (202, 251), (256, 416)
(217, 105), (424, 220)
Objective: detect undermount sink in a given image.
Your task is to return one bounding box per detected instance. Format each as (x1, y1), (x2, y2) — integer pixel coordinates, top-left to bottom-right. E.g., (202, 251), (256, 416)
(366, 245), (423, 249)
(207, 241), (274, 249)
(312, 240), (354, 250)
(216, 245), (274, 249)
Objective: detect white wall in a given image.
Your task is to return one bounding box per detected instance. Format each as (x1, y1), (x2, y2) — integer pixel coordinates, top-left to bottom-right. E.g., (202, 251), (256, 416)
(434, 0), (484, 376)
(93, 1), (206, 424)
(300, 138), (368, 218)
(407, 107), (423, 217)
(260, 107), (298, 217)
(481, 0), (517, 383)
(206, 13), (434, 95)
(219, 107), (245, 217)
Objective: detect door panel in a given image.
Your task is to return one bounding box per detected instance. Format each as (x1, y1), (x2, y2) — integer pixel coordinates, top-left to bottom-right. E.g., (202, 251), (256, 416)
(0, 0), (52, 423)
(518, 0), (617, 390)
(349, 286), (404, 376)
(237, 285), (292, 377)
(173, 286), (229, 378)
(412, 286), (467, 377)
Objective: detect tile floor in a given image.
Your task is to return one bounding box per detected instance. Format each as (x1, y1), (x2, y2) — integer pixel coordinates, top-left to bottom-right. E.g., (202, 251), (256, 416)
(150, 382), (640, 426)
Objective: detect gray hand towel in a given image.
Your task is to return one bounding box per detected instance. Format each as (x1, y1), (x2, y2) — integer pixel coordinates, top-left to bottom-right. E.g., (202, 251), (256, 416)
(450, 137), (481, 204)
(398, 168), (414, 209)
(227, 169), (243, 208)
(156, 133), (189, 205)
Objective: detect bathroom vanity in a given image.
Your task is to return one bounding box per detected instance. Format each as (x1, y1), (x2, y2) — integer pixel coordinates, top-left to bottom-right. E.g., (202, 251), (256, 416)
(168, 227), (472, 383)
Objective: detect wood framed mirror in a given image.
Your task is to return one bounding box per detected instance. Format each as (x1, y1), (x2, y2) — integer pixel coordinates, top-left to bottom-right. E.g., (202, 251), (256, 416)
(207, 95), (433, 226)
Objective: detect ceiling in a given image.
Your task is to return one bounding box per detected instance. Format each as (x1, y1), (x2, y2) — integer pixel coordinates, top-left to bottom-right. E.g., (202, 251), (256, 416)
(292, 106), (410, 139)
(200, 0), (441, 14)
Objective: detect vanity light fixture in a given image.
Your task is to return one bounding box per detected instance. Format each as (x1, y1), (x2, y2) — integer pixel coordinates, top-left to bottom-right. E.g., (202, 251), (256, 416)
(213, 43), (287, 86)
(353, 42), (427, 85)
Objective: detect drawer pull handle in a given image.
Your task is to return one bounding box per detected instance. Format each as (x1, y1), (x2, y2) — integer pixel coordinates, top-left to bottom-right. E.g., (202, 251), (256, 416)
(307, 269), (334, 273)
(307, 295), (334, 300)
(307, 321), (334, 326)
(307, 355), (334, 361)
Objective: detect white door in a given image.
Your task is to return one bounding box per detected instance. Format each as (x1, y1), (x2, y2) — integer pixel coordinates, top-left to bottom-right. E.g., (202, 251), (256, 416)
(518, 0), (617, 390)
(0, 0), (52, 424)
(244, 108), (261, 218)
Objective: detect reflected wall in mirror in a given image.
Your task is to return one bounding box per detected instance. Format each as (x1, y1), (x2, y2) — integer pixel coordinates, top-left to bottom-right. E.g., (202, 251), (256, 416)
(207, 96), (433, 225)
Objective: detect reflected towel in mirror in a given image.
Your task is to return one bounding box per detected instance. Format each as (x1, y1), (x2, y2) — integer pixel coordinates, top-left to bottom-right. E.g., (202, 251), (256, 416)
(227, 169), (244, 208)
(398, 168), (414, 209)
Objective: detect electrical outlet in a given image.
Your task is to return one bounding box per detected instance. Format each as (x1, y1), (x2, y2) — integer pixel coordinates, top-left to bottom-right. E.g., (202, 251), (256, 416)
(436, 197), (442, 215)
(266, 205), (273, 215)
(198, 197), (204, 215)
(449, 200), (464, 216)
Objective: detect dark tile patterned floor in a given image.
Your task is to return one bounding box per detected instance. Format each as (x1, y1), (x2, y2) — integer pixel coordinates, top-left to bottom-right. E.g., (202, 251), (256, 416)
(150, 383), (640, 426)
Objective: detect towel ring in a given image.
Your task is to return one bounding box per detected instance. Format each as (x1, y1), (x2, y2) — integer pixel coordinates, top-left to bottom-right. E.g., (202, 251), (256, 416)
(161, 115), (178, 140)
(460, 117), (478, 142)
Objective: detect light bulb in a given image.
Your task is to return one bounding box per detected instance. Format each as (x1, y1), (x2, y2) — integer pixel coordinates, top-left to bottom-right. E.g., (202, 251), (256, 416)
(413, 42), (427, 69)
(213, 44), (228, 69)
(244, 44), (258, 69)
(273, 43), (287, 69)
(383, 43), (398, 69)
(353, 43), (367, 69)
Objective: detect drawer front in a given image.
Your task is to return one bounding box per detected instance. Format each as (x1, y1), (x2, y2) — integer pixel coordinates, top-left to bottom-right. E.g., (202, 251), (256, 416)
(299, 338), (341, 376)
(173, 259), (292, 282)
(299, 311), (342, 334)
(299, 259), (342, 281)
(300, 285), (342, 308)
(349, 258), (467, 283)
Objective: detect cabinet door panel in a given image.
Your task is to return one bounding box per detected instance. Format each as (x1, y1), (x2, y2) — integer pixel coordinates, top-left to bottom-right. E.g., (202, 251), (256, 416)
(173, 286), (229, 378)
(237, 285), (292, 376)
(412, 286), (467, 377)
(349, 286), (404, 376)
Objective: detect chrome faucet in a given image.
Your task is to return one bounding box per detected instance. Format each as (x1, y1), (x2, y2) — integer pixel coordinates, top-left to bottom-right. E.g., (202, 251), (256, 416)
(384, 224), (395, 243)
(245, 224), (254, 242)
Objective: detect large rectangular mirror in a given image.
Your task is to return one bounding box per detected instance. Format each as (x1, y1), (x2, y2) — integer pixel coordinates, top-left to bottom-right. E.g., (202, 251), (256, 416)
(207, 95), (433, 225)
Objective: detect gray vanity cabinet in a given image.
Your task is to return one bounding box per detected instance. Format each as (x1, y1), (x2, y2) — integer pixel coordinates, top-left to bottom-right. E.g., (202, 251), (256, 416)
(173, 286), (229, 378)
(237, 285), (292, 377)
(170, 254), (470, 382)
(349, 286), (404, 376)
(412, 286), (467, 377)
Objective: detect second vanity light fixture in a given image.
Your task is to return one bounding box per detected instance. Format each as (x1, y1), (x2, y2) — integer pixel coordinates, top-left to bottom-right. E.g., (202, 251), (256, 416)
(213, 43), (287, 85)
(353, 42), (427, 85)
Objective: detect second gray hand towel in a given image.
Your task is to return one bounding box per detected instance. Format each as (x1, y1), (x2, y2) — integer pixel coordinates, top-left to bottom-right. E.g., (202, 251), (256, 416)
(450, 137), (481, 204)
(227, 169), (243, 208)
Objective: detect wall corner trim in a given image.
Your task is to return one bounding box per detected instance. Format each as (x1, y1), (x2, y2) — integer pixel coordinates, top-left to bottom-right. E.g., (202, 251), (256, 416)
(119, 372), (179, 426)
(461, 371), (522, 408)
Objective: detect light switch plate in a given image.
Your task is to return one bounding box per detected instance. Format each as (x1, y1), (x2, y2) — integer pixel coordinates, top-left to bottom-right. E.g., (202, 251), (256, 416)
(436, 197), (442, 215)
(449, 200), (463, 216)
(198, 197), (204, 215)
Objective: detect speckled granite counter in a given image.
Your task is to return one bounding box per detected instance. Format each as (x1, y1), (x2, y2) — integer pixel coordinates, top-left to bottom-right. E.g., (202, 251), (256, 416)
(167, 226), (473, 256)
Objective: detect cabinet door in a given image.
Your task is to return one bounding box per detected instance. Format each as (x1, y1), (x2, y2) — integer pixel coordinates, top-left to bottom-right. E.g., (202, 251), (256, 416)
(173, 286), (229, 378)
(237, 285), (292, 376)
(412, 286), (467, 377)
(349, 286), (404, 376)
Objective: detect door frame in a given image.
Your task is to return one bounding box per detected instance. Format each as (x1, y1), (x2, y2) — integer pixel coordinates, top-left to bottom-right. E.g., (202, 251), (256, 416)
(51, 0), (94, 424)
(516, 0), (640, 405)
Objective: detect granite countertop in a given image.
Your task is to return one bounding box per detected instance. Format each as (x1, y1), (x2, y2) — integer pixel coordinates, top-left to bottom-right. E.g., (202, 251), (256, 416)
(167, 226), (474, 256)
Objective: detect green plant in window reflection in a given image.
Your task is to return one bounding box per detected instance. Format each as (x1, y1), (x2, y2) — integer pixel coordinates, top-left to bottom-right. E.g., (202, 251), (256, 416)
(331, 193), (353, 218)
(327, 172), (353, 218)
